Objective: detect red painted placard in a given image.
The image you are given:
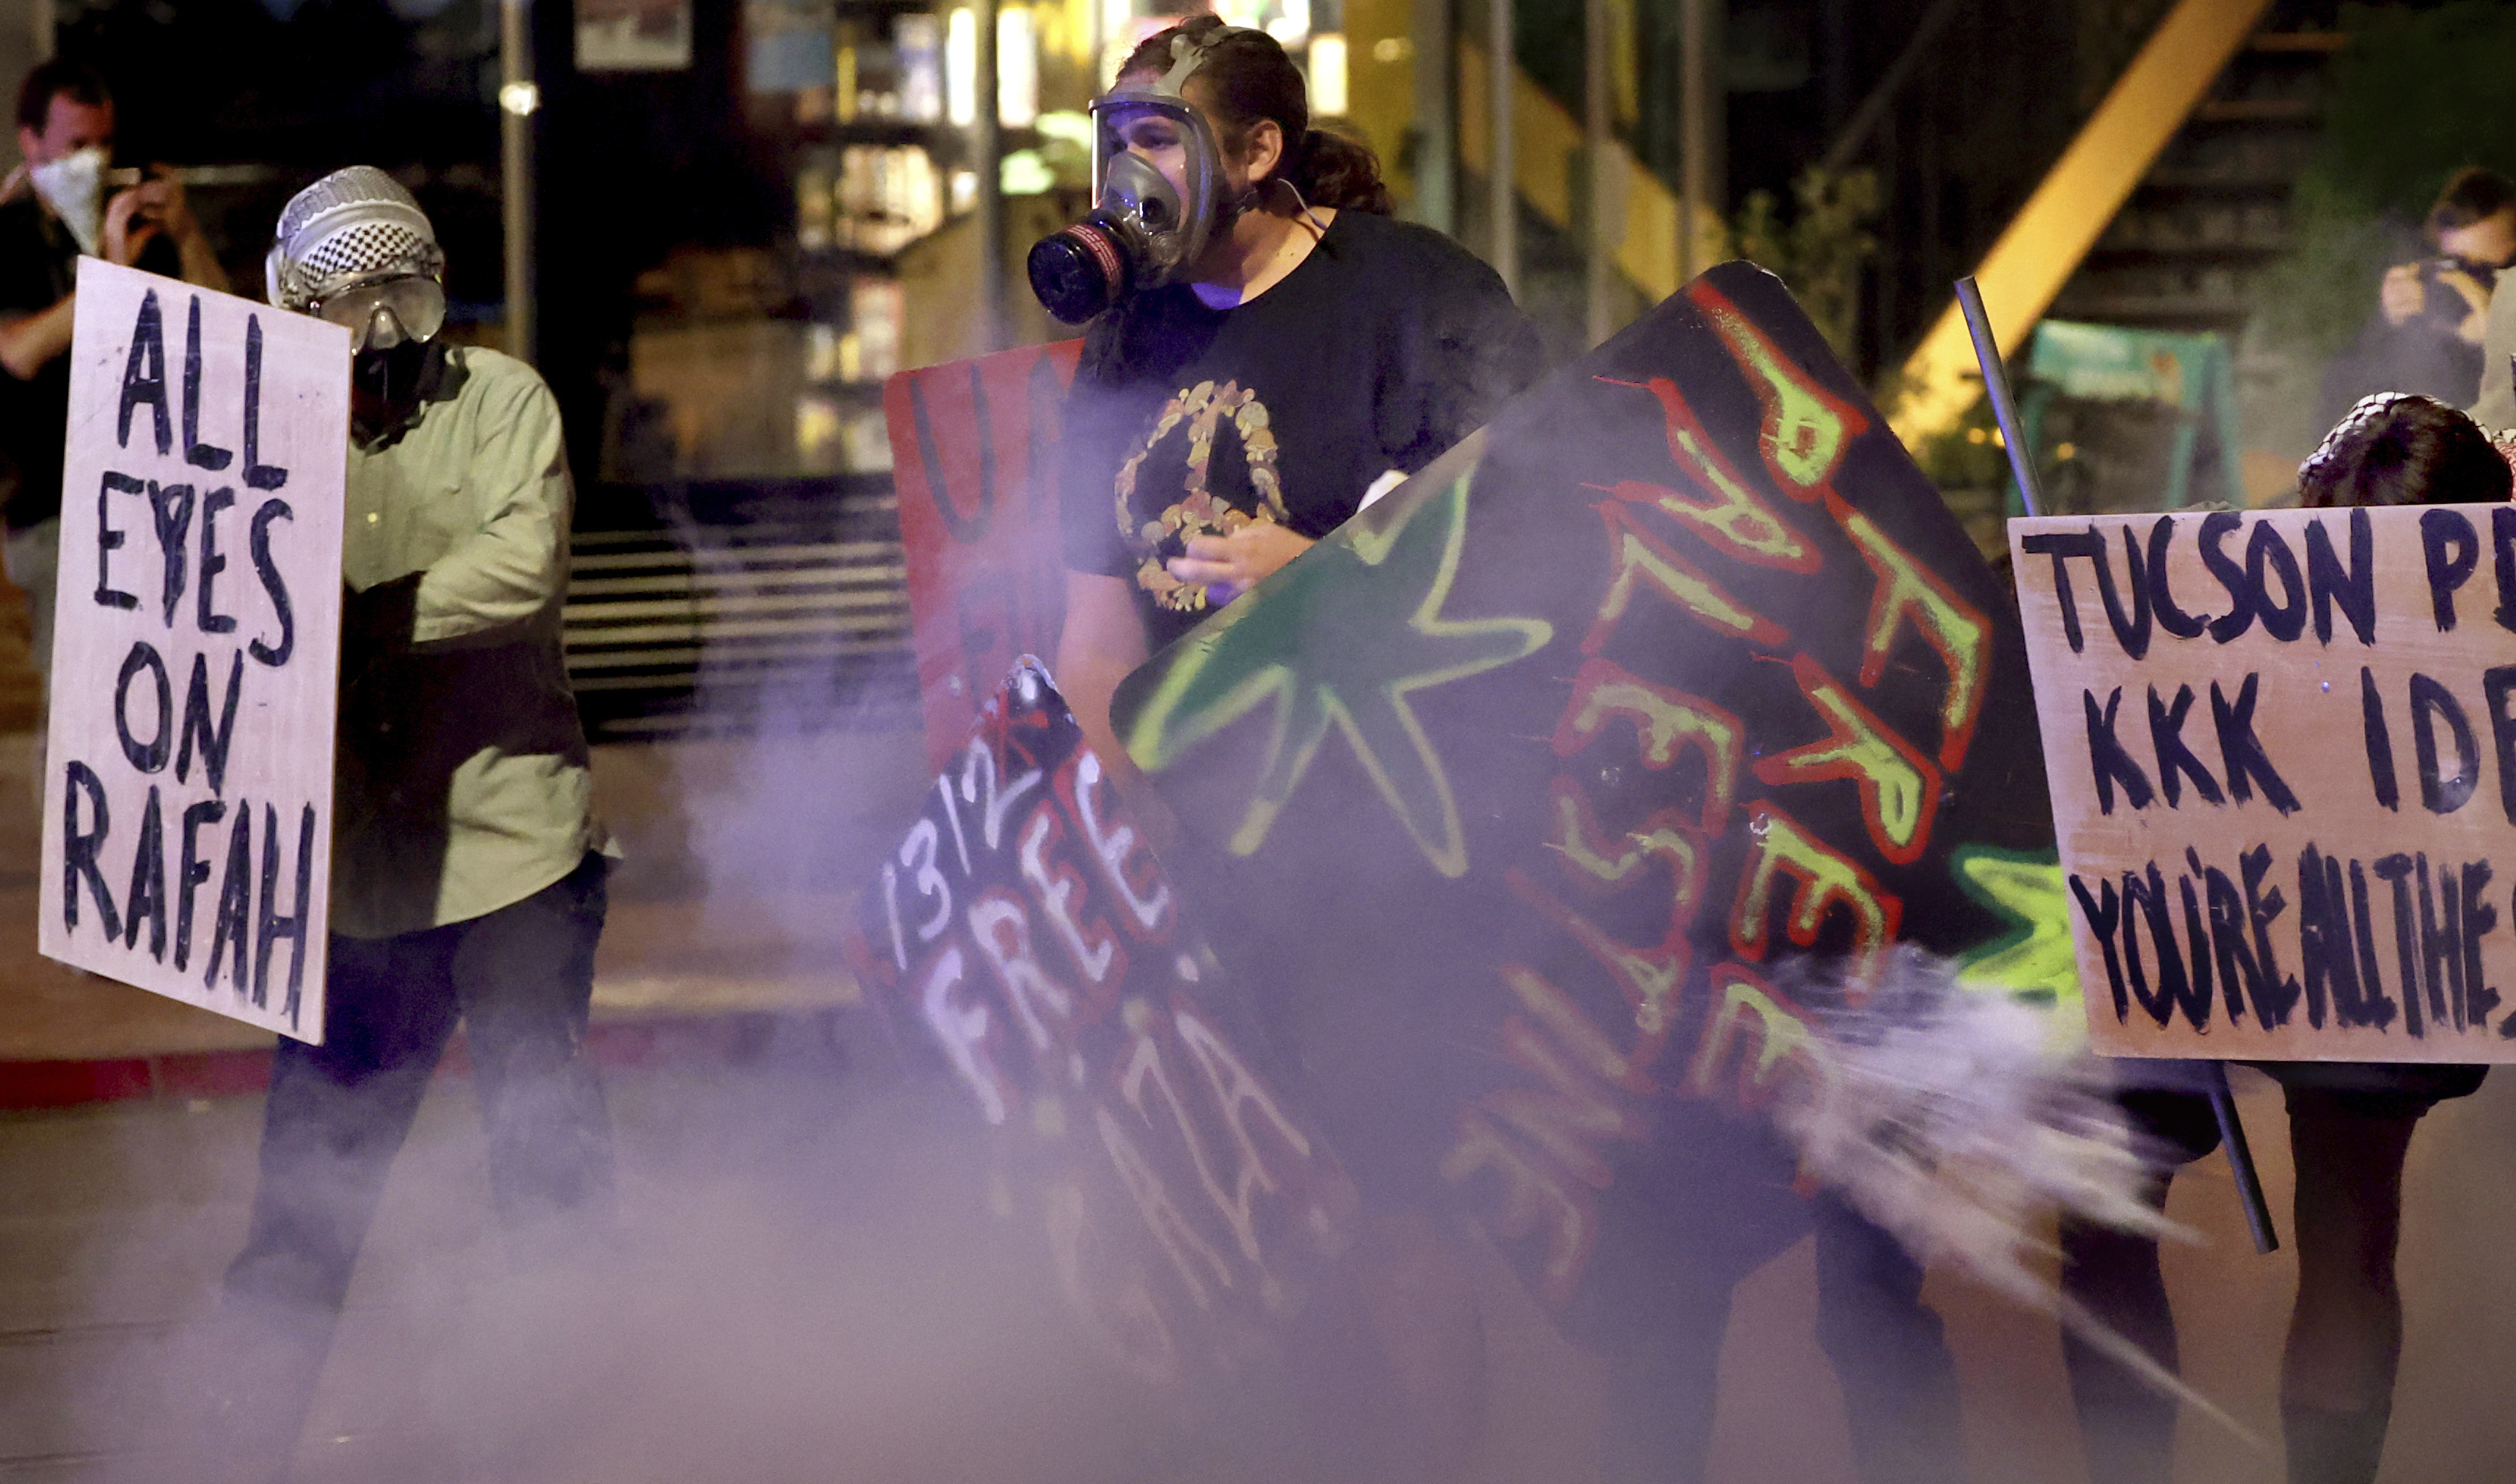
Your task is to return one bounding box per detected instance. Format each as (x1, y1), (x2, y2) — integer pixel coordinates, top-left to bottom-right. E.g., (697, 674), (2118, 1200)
(885, 340), (1086, 770)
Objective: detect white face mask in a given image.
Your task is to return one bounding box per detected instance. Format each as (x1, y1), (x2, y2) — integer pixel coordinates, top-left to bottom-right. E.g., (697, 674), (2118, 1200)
(30, 145), (107, 257)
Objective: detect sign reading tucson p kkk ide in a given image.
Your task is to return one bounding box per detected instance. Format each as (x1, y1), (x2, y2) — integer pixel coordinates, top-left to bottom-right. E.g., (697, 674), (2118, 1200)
(2015, 503), (2516, 1062)
(40, 259), (347, 1044)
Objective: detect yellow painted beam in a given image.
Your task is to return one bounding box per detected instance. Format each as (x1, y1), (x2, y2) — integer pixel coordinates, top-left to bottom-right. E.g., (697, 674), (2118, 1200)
(1455, 40), (1722, 304)
(1887, 0), (2275, 447)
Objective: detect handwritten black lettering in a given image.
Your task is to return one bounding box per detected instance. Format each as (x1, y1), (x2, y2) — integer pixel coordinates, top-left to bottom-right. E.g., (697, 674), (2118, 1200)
(122, 786), (166, 962)
(144, 480), (193, 626)
(2245, 524), (2305, 643)
(2363, 667), (2401, 811)
(2421, 508), (2482, 632)
(203, 803), (251, 993)
(175, 797), (224, 973)
(2414, 854), (2465, 1032)
(2147, 516), (2212, 640)
(2374, 854), (2424, 1038)
(2200, 512), (2253, 643)
(2069, 874), (2129, 1022)
(2348, 857), (2398, 1031)
(255, 803), (315, 1023)
(2297, 846), (2348, 1029)
(2308, 508), (2376, 646)
(114, 641), (171, 774)
(2084, 688), (2154, 814)
(2148, 684), (2223, 807)
(94, 472), (139, 611)
(2020, 531), (2097, 653)
(197, 487), (236, 635)
(241, 316), (288, 491)
(2495, 507), (2516, 635)
(2462, 860), (2498, 1031)
(246, 500), (294, 666)
(175, 651), (242, 794)
(60, 761), (120, 939)
(2484, 666), (2516, 825)
(2212, 675), (2299, 813)
(2123, 863), (2209, 1031)
(117, 289), (169, 456)
(180, 296), (234, 472)
(2409, 673), (2479, 814)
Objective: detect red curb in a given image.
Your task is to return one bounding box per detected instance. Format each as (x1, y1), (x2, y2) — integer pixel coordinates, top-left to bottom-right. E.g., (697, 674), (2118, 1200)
(0, 1012), (810, 1112)
(0, 1058), (155, 1111)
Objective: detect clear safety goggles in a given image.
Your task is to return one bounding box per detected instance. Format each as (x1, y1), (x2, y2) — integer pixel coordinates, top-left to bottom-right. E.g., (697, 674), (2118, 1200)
(308, 274), (447, 353)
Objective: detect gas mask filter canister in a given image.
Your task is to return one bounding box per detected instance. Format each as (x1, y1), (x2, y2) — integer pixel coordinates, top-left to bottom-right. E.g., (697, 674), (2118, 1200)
(1027, 28), (1246, 323)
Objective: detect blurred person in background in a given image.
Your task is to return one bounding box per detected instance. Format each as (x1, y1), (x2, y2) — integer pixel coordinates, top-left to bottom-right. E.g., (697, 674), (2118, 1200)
(0, 57), (226, 712)
(2060, 392), (2504, 1484)
(166, 166), (615, 1484)
(2320, 169), (2516, 425)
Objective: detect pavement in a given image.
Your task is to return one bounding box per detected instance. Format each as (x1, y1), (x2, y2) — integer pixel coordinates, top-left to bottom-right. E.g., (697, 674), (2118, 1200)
(5, 717), (2516, 1482)
(0, 728), (928, 1098)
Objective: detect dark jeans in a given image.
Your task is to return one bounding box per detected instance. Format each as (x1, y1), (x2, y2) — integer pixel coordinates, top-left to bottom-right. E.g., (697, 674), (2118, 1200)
(1601, 1191), (1961, 1484)
(177, 854), (614, 1483)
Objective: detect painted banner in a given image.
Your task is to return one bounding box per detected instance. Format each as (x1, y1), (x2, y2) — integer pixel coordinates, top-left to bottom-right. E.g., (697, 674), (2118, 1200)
(2014, 502), (2516, 1061)
(845, 659), (1358, 1383)
(40, 260), (348, 1044)
(884, 340), (1084, 772)
(1106, 262), (2061, 1320)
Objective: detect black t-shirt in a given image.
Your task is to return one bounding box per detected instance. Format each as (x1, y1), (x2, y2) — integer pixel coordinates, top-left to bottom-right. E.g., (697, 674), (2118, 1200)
(1060, 208), (1546, 652)
(0, 197), (182, 530)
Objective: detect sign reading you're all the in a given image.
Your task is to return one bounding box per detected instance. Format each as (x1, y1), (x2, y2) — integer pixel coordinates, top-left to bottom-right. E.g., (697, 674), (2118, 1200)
(39, 260), (346, 1044)
(2015, 503), (2516, 1061)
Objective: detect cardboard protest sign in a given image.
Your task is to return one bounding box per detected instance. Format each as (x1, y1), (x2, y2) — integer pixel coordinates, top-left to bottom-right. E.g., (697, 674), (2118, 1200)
(1105, 263), (2060, 1319)
(40, 260), (347, 1044)
(2013, 502), (2516, 1061)
(846, 659), (1358, 1384)
(884, 340), (1084, 772)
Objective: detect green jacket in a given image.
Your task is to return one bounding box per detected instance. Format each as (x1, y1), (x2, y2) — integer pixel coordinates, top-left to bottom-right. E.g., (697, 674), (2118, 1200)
(332, 343), (607, 939)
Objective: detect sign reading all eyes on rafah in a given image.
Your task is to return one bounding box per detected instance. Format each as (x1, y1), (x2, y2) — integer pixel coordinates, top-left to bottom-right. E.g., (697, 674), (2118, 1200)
(2014, 502), (2516, 1061)
(39, 260), (347, 1044)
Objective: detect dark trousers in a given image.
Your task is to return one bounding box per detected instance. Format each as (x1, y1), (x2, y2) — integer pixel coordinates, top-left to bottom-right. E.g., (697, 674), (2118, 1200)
(1601, 1191), (1962, 1484)
(177, 855), (615, 1484)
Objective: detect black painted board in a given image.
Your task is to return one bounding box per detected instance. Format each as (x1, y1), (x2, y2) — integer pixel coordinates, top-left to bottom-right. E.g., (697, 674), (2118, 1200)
(844, 659), (1360, 1386)
(1107, 261), (2058, 1321)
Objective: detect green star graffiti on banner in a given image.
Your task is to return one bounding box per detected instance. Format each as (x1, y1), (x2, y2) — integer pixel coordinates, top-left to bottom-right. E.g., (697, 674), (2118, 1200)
(1952, 847), (2082, 1025)
(1124, 460), (1552, 878)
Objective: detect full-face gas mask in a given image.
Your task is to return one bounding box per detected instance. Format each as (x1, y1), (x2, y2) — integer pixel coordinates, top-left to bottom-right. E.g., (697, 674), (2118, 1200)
(1026, 27), (1249, 324)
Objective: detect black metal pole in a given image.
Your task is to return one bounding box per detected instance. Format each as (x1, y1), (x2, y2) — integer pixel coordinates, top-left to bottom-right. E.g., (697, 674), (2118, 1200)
(1956, 272), (2280, 1258)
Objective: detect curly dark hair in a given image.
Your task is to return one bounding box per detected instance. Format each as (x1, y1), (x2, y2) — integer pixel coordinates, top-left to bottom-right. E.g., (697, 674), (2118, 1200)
(2297, 392), (2514, 508)
(1119, 16), (1392, 216)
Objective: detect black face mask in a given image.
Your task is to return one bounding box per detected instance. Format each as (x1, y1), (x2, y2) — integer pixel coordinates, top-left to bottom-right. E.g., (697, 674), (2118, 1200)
(351, 340), (438, 436)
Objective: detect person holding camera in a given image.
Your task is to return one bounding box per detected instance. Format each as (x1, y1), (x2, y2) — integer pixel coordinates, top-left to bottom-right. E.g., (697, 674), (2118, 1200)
(2320, 168), (2516, 428)
(0, 58), (227, 701)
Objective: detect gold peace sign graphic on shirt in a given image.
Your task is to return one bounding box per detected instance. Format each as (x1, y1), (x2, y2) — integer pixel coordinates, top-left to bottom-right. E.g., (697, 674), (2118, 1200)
(1113, 379), (1290, 613)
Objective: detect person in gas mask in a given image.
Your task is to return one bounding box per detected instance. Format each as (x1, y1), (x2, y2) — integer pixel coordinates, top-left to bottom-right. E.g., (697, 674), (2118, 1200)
(0, 57), (225, 710)
(164, 166), (615, 1484)
(1046, 16), (1545, 779)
